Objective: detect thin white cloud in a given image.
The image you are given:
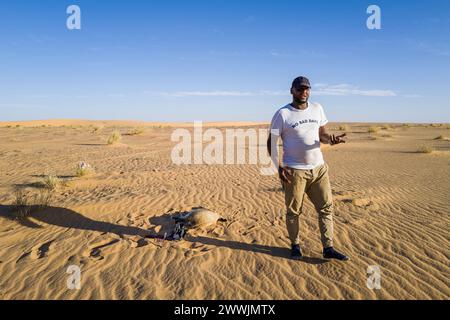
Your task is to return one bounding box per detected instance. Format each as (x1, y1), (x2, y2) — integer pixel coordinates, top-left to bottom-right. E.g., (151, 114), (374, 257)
(313, 84), (397, 97)
(147, 84), (398, 98)
(269, 50), (327, 59)
(146, 90), (289, 97)
(406, 39), (450, 57)
(402, 94), (423, 98)
(417, 41), (450, 56)
(156, 91), (256, 97)
(269, 51), (296, 58)
(107, 93), (127, 98)
(208, 50), (243, 56)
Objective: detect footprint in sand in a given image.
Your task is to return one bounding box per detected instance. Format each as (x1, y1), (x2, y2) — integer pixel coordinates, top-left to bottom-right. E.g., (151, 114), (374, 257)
(211, 226), (225, 237)
(179, 241), (212, 258)
(31, 240), (55, 260)
(67, 255), (88, 265)
(16, 240), (55, 263)
(82, 239), (120, 261)
(130, 238), (148, 248)
(184, 247), (212, 258)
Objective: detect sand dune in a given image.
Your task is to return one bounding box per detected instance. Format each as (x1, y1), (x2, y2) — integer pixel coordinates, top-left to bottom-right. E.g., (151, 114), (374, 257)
(0, 122), (449, 299)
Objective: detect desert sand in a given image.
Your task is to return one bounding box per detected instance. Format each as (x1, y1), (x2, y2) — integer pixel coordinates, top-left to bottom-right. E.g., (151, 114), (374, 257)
(0, 121), (449, 300)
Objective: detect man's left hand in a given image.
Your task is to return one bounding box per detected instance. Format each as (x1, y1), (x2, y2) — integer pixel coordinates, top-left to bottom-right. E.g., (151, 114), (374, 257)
(330, 133), (347, 145)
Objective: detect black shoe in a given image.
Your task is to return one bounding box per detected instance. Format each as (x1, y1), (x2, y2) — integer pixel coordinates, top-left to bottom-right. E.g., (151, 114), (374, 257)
(290, 244), (302, 260)
(323, 247), (349, 261)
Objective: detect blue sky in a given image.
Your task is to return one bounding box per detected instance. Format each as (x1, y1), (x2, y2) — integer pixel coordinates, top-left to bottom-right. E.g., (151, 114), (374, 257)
(0, 0), (449, 123)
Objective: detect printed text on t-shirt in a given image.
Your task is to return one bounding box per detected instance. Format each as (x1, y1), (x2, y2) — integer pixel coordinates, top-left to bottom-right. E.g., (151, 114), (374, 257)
(290, 119), (319, 129)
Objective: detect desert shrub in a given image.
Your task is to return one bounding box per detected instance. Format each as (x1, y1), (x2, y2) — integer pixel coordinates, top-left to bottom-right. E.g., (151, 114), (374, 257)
(368, 126), (380, 134)
(127, 127), (146, 136)
(13, 188), (31, 219)
(34, 188), (54, 210)
(417, 145), (433, 153)
(76, 162), (94, 177)
(107, 130), (122, 145)
(42, 175), (60, 190)
(12, 187), (54, 219)
(91, 125), (103, 134)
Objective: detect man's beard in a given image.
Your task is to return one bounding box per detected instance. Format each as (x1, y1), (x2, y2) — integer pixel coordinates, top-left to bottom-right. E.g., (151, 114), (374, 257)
(294, 96), (308, 104)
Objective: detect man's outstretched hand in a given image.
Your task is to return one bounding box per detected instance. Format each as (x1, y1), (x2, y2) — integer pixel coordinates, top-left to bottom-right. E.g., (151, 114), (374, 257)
(330, 133), (347, 145)
(279, 166), (293, 184)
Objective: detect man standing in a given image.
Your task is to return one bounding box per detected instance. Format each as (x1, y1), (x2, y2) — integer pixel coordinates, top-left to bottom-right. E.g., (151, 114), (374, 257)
(267, 76), (349, 261)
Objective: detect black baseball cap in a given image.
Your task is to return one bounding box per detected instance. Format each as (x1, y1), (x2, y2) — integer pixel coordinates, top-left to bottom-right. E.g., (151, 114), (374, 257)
(292, 76), (311, 89)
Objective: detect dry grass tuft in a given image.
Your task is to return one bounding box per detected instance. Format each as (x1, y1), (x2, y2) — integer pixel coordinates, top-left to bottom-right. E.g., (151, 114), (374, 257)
(34, 188), (54, 211)
(91, 125), (104, 134)
(417, 145), (433, 154)
(368, 126), (380, 134)
(12, 188), (54, 219)
(42, 175), (60, 190)
(127, 127), (146, 136)
(13, 188), (31, 219)
(107, 130), (122, 145)
(76, 162), (94, 177)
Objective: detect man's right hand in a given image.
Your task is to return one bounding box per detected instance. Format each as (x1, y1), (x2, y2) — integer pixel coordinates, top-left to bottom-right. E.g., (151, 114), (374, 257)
(278, 166), (293, 184)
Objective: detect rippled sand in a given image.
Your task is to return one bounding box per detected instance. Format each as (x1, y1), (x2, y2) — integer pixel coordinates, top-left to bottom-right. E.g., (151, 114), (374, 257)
(0, 121), (448, 299)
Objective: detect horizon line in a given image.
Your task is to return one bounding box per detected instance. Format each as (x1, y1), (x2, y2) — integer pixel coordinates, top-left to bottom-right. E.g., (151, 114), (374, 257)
(1, 118), (449, 127)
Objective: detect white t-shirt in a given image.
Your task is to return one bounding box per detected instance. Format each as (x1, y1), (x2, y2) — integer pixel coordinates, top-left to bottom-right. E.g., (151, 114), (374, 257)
(270, 102), (328, 170)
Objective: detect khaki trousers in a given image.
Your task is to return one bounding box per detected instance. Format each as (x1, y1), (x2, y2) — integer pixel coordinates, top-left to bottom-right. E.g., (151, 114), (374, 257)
(283, 163), (334, 248)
